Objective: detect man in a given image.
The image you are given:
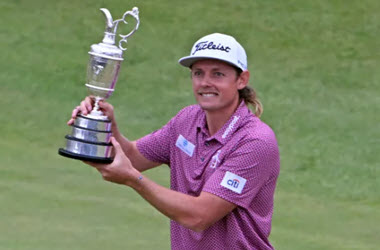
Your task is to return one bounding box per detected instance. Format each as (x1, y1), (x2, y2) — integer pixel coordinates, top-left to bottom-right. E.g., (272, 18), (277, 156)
(68, 33), (280, 249)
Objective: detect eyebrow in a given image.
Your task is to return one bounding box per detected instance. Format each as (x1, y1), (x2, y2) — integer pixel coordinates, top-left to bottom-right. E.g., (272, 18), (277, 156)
(191, 66), (224, 71)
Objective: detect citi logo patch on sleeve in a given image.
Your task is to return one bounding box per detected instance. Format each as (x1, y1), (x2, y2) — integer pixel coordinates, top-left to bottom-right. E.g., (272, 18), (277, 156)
(221, 171), (247, 194)
(175, 134), (195, 157)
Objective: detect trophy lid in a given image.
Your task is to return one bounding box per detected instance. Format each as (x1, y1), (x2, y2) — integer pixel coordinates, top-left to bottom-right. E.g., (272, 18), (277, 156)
(89, 43), (123, 61)
(88, 8), (140, 61)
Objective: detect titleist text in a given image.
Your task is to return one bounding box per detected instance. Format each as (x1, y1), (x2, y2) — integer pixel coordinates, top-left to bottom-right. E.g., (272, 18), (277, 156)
(192, 41), (231, 55)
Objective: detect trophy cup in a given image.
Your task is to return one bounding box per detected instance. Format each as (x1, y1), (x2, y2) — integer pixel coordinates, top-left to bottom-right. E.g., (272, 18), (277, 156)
(58, 7), (140, 163)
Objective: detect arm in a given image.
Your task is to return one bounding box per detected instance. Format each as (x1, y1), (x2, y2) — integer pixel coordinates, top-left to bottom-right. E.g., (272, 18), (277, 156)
(87, 137), (237, 232)
(68, 96), (160, 172)
(132, 179), (237, 232)
(113, 135), (160, 172)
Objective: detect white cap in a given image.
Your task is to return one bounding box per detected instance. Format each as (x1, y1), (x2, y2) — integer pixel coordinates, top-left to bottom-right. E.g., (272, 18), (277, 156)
(178, 33), (247, 71)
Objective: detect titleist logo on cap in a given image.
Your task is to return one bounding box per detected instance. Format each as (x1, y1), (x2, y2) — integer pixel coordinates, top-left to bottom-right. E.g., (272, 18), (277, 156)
(192, 41), (231, 55)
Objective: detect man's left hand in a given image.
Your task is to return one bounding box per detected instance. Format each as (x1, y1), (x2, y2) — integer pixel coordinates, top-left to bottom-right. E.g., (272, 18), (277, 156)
(84, 137), (141, 186)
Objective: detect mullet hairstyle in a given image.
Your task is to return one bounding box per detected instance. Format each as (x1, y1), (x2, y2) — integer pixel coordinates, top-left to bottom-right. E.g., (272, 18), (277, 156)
(235, 68), (263, 117)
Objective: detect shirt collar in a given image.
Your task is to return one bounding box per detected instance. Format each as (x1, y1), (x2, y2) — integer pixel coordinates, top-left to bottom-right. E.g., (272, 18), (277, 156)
(196, 101), (253, 144)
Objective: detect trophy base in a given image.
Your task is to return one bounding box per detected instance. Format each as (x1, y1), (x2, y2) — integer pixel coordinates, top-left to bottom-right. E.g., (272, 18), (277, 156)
(59, 114), (113, 164)
(58, 148), (113, 164)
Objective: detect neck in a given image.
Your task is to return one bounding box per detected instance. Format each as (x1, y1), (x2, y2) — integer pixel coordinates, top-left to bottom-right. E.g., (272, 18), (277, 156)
(205, 100), (241, 136)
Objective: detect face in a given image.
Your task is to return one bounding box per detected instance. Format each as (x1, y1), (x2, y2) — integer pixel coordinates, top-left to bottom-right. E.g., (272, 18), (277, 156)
(191, 59), (248, 115)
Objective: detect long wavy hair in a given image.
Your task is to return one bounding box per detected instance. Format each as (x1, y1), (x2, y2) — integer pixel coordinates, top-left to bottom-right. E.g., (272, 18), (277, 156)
(236, 68), (263, 117)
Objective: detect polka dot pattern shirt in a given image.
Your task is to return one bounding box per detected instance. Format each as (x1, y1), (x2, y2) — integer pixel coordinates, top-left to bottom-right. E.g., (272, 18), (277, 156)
(137, 101), (280, 250)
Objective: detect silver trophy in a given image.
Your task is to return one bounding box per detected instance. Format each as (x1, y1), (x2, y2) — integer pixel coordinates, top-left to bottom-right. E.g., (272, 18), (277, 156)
(59, 7), (140, 163)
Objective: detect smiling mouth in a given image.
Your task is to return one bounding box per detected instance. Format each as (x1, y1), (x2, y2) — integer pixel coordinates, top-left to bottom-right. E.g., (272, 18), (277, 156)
(199, 92), (218, 97)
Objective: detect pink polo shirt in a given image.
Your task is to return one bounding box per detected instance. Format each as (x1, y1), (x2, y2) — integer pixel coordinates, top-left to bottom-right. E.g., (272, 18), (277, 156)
(137, 101), (280, 250)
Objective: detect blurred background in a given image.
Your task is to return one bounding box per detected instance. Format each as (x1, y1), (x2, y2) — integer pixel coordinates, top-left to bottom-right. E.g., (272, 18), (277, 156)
(0, 0), (379, 249)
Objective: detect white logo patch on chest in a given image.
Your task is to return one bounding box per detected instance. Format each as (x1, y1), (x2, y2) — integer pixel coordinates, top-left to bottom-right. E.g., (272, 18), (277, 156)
(175, 135), (195, 157)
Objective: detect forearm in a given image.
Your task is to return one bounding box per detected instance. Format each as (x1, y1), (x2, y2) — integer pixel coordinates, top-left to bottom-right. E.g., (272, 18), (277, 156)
(112, 126), (160, 172)
(127, 173), (207, 232)
(111, 126), (133, 156)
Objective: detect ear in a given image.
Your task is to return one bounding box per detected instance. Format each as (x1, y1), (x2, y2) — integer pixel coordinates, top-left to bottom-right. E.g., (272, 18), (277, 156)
(237, 70), (250, 90)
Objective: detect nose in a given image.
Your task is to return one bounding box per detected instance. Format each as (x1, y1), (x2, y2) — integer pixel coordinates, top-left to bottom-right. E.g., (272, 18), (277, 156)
(199, 73), (212, 87)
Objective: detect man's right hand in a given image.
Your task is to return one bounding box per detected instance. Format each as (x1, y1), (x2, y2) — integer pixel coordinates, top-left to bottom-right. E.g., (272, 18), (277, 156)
(67, 96), (116, 126)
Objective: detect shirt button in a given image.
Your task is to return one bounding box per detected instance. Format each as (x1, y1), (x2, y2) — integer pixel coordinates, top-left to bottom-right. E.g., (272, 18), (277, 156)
(201, 157), (205, 162)
(205, 142), (209, 146)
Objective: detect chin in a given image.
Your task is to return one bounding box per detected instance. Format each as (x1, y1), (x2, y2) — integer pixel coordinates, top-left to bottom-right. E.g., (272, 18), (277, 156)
(198, 103), (220, 112)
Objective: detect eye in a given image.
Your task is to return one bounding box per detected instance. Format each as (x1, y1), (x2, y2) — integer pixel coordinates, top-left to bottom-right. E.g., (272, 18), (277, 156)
(192, 70), (203, 77)
(214, 72), (225, 77)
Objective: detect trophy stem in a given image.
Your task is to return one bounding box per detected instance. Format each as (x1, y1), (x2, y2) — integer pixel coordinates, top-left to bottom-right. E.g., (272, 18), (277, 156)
(93, 96), (101, 112)
(86, 97), (108, 120)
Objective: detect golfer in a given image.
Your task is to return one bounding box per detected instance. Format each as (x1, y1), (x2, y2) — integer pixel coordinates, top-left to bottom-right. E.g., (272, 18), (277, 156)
(69, 33), (280, 249)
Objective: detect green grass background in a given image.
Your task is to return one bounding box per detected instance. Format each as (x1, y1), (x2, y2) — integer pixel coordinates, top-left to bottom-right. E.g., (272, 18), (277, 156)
(1, 0), (379, 249)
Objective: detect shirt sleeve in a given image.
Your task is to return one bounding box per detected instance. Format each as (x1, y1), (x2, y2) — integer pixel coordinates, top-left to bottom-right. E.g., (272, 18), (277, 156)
(136, 106), (191, 165)
(136, 118), (175, 165)
(202, 137), (280, 208)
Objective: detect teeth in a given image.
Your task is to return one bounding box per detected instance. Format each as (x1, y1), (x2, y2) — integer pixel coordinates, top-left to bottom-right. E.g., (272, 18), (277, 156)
(201, 93), (216, 97)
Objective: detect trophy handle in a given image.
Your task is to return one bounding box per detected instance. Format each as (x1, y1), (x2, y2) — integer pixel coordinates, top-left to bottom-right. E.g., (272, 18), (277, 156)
(114, 7), (140, 51)
(98, 7), (140, 50)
